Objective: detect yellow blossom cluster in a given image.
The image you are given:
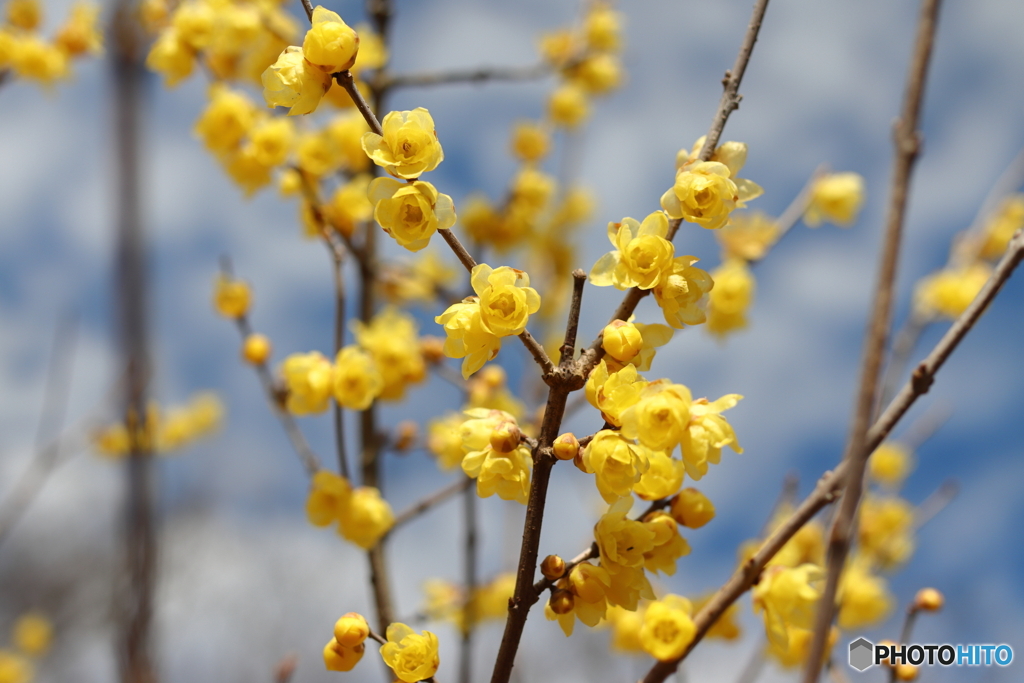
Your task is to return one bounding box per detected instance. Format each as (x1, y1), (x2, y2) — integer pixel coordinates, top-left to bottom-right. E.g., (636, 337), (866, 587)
(804, 172), (866, 227)
(0, 0), (101, 86)
(380, 623), (440, 683)
(380, 250), (460, 306)
(0, 611), (52, 683)
(419, 573), (515, 634)
(93, 392), (224, 457)
(306, 470), (393, 549)
(458, 408), (532, 504)
(323, 612), (368, 672)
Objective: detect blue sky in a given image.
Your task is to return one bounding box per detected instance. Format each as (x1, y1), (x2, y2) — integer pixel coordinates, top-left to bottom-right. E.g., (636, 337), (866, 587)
(1, 0), (1023, 681)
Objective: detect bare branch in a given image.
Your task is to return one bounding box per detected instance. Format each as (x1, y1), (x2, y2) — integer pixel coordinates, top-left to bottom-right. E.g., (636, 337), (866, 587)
(336, 70), (384, 136)
(387, 477), (474, 533)
(385, 62), (549, 89)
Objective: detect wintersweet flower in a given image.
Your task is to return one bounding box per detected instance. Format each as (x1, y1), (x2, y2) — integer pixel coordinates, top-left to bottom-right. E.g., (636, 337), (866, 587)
(858, 495), (915, 569)
(633, 450), (685, 501)
(679, 394), (742, 480)
(607, 604), (645, 652)
(639, 595), (696, 661)
(913, 263), (991, 320)
(225, 146), (272, 196)
(171, 1), (215, 50)
(242, 334), (271, 365)
(11, 36), (68, 83)
(619, 380), (693, 454)
(368, 177), (456, 251)
(248, 117), (295, 167)
(379, 623), (440, 683)
(691, 593), (741, 640)
(281, 351), (333, 415)
(676, 137), (750, 178)
(350, 23), (387, 76)
(471, 264), (541, 337)
(980, 194), (1024, 259)
(427, 412), (466, 470)
(194, 87), (255, 154)
(583, 2), (623, 52)
(6, 0), (40, 30)
(332, 346), (383, 410)
(54, 2), (103, 56)
(434, 300), (502, 379)
(837, 560), (894, 630)
(653, 256), (714, 329)
(545, 562), (612, 636)
(323, 638), (364, 671)
(571, 53), (623, 95)
(13, 612), (52, 656)
(804, 172), (865, 227)
(671, 488), (715, 528)
(212, 275), (251, 318)
(661, 159), (762, 230)
(327, 112), (371, 171)
(868, 441), (914, 488)
(717, 211), (780, 262)
(339, 486), (394, 549)
(641, 512), (691, 575)
(0, 650), (32, 683)
(706, 258), (754, 338)
(334, 613), (369, 648)
(594, 498), (656, 572)
(590, 212), (676, 290)
(581, 430), (651, 503)
(362, 108), (444, 179)
(261, 46), (332, 116)
(145, 29), (194, 86)
(547, 83), (590, 128)
(752, 564), (823, 648)
(602, 320), (643, 363)
(510, 120), (550, 162)
(604, 563), (655, 611)
(584, 360), (648, 427)
(305, 470), (351, 526)
(325, 175), (372, 237)
(460, 409), (532, 503)
(302, 6), (358, 73)
(352, 307), (426, 401)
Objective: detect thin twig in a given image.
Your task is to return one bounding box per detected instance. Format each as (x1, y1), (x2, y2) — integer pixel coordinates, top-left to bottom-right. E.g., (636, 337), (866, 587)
(898, 400), (951, 451)
(385, 62), (549, 89)
(326, 239), (350, 480)
(367, 629), (388, 646)
(641, 228), (1024, 683)
(460, 479), (477, 683)
(804, 1), (942, 677)
(298, 0), (312, 22)
(772, 165), (828, 246)
(877, 312), (929, 414)
(913, 479), (957, 530)
(888, 604), (922, 683)
(387, 477), (474, 533)
(336, 70), (383, 136)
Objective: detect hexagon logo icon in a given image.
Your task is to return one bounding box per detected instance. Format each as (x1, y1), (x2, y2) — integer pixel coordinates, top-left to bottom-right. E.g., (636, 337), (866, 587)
(849, 637), (874, 671)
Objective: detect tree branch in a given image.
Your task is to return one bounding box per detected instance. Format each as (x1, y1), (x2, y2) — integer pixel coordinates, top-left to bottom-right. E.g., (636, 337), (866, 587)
(803, 1), (943, 677)
(386, 477), (473, 534)
(384, 62), (549, 89)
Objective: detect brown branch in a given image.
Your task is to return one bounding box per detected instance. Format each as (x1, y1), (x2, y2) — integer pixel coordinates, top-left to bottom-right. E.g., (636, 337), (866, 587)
(460, 481), (477, 683)
(803, 1), (943, 677)
(438, 228), (478, 270)
(387, 477), (474, 533)
(912, 479), (957, 531)
(325, 239), (351, 480)
(298, 0), (312, 22)
(639, 228), (1024, 683)
(560, 271), (587, 366)
(336, 70), (384, 136)
(384, 62), (549, 89)
(898, 400), (951, 451)
(697, 0), (771, 160)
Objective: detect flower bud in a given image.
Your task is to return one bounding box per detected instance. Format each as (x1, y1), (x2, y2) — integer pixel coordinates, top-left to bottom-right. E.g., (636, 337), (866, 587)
(302, 6), (359, 73)
(489, 420), (522, 454)
(877, 640), (897, 666)
(549, 589), (574, 615)
(895, 664), (918, 681)
(333, 612), (369, 647)
(213, 275), (251, 318)
(323, 638), (364, 672)
(419, 336), (446, 364)
(242, 333), (272, 365)
(552, 433), (580, 461)
(602, 320), (644, 362)
(393, 421), (418, 452)
(540, 554), (566, 581)
(573, 449), (589, 473)
(670, 488), (715, 529)
(480, 365), (507, 388)
(913, 587), (944, 612)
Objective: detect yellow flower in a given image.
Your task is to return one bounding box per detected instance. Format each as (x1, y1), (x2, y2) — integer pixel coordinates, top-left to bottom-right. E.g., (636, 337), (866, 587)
(427, 412), (466, 470)
(680, 394), (742, 480)
(511, 121), (550, 162)
(352, 307), (426, 401)
(459, 195), (524, 252)
(362, 108), (444, 179)
(368, 177), (456, 252)
(639, 595), (696, 661)
(261, 46), (332, 116)
(595, 498), (657, 572)
(661, 160), (762, 230)
(619, 379), (692, 454)
(641, 511), (691, 575)
(717, 211), (779, 262)
(195, 87), (256, 154)
(331, 346), (383, 410)
(581, 430), (651, 503)
(585, 360), (648, 427)
(752, 564), (823, 648)
(379, 623), (440, 683)
(510, 166), (556, 214)
(538, 29), (575, 66)
(837, 560), (894, 630)
(212, 275), (251, 318)
(980, 194), (1024, 259)
(327, 112), (371, 171)
(583, 2), (623, 52)
(805, 172), (865, 227)
(302, 6), (358, 73)
(604, 563), (655, 611)
(325, 175), (372, 237)
(242, 333), (271, 365)
(767, 625), (836, 668)
(706, 259), (754, 338)
(590, 212), (675, 290)
(858, 495), (915, 569)
(434, 300), (502, 379)
(323, 638), (364, 672)
(548, 83), (590, 128)
(691, 593), (741, 640)
(145, 29), (194, 87)
(350, 23), (387, 76)
(171, 1), (215, 50)
(633, 450), (685, 501)
(460, 409), (532, 503)
(913, 262), (991, 320)
(868, 441), (914, 488)
(571, 53), (623, 95)
(248, 117), (295, 167)
(6, 0), (40, 29)
(281, 351), (333, 415)
(653, 256), (714, 329)
(607, 604), (645, 653)
(545, 562), (612, 636)
(471, 264), (541, 337)
(13, 612), (52, 657)
(0, 650), (32, 683)
(305, 470), (351, 526)
(670, 487), (715, 528)
(54, 2), (103, 56)
(339, 486), (394, 549)
(676, 137), (750, 178)
(225, 145), (272, 196)
(296, 130), (340, 177)
(602, 320), (644, 363)
(11, 36), (69, 83)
